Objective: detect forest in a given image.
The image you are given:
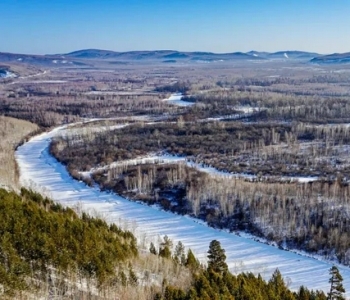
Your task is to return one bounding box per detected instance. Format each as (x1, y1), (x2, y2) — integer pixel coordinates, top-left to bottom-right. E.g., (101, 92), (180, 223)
(1, 187), (338, 299)
(2, 58), (350, 298)
(50, 117), (350, 265)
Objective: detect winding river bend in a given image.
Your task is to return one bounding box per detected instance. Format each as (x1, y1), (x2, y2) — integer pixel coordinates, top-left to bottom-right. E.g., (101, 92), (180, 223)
(15, 125), (350, 296)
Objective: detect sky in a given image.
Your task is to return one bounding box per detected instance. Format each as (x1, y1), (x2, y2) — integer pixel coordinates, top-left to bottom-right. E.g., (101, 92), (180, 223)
(0, 0), (349, 55)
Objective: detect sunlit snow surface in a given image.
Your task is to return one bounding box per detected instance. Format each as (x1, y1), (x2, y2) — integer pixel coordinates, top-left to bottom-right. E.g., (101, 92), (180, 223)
(83, 154), (318, 183)
(15, 126), (350, 297)
(0, 70), (17, 78)
(163, 93), (194, 107)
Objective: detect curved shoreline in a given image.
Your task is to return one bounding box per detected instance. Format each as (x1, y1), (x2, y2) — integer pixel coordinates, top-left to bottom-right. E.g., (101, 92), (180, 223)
(15, 125), (350, 296)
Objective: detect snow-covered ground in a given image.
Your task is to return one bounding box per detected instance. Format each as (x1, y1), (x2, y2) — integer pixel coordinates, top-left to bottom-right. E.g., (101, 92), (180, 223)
(15, 126), (350, 297)
(0, 70), (17, 78)
(20, 80), (67, 84)
(60, 124), (128, 138)
(162, 94), (265, 118)
(6, 70), (49, 85)
(206, 107), (264, 121)
(163, 93), (194, 107)
(85, 153), (318, 183)
(18, 70), (48, 79)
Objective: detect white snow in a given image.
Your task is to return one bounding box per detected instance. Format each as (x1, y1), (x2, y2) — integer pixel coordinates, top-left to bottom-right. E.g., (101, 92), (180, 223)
(60, 124), (127, 139)
(88, 153), (318, 183)
(21, 80), (67, 84)
(163, 93), (194, 107)
(52, 60), (68, 64)
(205, 107), (263, 121)
(15, 125), (350, 297)
(0, 70), (17, 78)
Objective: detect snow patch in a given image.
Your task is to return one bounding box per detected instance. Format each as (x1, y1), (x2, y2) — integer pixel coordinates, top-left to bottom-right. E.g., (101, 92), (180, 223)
(163, 93), (194, 107)
(0, 70), (17, 79)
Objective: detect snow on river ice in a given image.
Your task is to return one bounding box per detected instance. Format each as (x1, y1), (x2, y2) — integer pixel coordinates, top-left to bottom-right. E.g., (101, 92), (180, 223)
(83, 154), (318, 183)
(163, 93), (194, 106)
(15, 126), (350, 297)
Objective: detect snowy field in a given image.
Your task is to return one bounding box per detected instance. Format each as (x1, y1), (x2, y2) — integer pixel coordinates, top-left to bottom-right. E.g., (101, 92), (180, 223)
(163, 93), (194, 106)
(15, 126), (350, 297)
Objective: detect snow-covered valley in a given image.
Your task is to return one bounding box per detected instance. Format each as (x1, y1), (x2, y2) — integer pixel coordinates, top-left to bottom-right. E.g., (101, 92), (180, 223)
(15, 125), (350, 297)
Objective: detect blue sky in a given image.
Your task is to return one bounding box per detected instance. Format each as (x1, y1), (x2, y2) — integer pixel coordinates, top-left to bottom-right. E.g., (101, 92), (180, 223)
(0, 0), (349, 54)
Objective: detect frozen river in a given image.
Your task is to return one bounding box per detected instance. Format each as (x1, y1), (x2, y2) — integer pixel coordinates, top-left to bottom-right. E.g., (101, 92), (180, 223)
(15, 125), (350, 297)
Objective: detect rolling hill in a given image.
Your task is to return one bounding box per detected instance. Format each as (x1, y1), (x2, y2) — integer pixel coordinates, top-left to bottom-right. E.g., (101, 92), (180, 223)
(310, 52), (350, 64)
(0, 49), (324, 66)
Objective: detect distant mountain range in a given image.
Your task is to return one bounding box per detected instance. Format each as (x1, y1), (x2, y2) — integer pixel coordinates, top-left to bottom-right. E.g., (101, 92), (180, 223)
(0, 52), (88, 67)
(64, 49), (261, 61)
(0, 49), (349, 66)
(62, 49), (321, 61)
(310, 52), (350, 64)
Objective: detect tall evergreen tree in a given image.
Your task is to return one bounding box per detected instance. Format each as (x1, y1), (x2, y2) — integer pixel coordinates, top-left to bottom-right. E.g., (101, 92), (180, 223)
(149, 242), (157, 255)
(173, 241), (186, 265)
(328, 265), (345, 300)
(159, 235), (173, 259)
(268, 269), (294, 300)
(207, 240), (228, 273)
(186, 249), (200, 270)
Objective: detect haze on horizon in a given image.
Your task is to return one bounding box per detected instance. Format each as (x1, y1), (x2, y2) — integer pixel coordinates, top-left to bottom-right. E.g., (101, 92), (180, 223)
(0, 0), (349, 55)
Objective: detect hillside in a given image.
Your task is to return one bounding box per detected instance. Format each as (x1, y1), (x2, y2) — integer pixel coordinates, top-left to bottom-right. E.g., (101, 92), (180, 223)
(0, 188), (331, 299)
(0, 116), (39, 190)
(0, 49), (321, 66)
(64, 49), (262, 62)
(311, 52), (350, 64)
(0, 188), (136, 298)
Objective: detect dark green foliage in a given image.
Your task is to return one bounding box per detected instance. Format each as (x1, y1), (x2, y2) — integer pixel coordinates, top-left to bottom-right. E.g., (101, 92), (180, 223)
(0, 188), (138, 296)
(185, 249), (200, 271)
(159, 235), (173, 259)
(150, 242), (158, 255)
(118, 270), (127, 286)
(157, 268), (328, 300)
(328, 266), (345, 300)
(173, 241), (186, 265)
(128, 267), (138, 286)
(156, 241), (327, 300)
(267, 269), (295, 300)
(207, 240), (228, 274)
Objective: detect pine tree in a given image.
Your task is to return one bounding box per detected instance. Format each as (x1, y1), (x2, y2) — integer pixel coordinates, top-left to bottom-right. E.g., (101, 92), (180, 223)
(328, 265), (345, 300)
(159, 235), (173, 259)
(186, 249), (200, 270)
(174, 241), (185, 264)
(128, 267), (138, 286)
(150, 242), (157, 255)
(268, 269), (294, 300)
(207, 240), (228, 273)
